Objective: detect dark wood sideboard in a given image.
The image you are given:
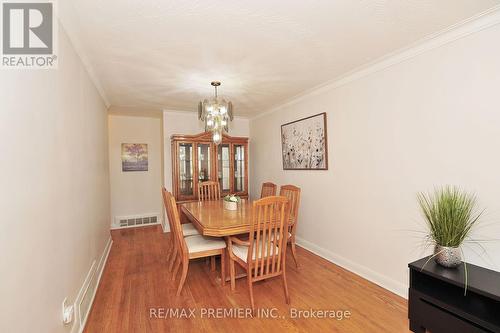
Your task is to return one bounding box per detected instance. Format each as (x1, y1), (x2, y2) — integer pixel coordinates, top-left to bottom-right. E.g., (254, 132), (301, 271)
(408, 256), (500, 333)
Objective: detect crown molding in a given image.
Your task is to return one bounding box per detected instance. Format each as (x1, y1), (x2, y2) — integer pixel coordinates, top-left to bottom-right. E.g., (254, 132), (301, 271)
(108, 106), (163, 118)
(58, 2), (111, 108)
(162, 109), (197, 116)
(252, 5), (500, 121)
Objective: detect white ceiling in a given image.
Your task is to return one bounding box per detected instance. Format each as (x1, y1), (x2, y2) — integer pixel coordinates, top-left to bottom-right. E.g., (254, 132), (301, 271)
(67, 0), (500, 117)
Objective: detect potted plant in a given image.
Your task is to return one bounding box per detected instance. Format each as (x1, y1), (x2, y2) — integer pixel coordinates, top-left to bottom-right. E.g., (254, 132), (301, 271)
(417, 186), (483, 268)
(223, 194), (240, 211)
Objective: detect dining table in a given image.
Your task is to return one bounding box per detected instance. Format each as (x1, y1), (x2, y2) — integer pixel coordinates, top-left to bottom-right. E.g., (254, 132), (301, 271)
(180, 198), (294, 236)
(180, 198), (293, 281)
(180, 198), (256, 237)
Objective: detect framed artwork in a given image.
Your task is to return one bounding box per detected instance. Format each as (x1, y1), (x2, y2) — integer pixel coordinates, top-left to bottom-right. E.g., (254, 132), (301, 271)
(121, 143), (148, 172)
(281, 112), (328, 170)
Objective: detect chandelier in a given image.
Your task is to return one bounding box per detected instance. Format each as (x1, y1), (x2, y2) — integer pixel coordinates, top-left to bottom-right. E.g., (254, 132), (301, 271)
(198, 81), (234, 145)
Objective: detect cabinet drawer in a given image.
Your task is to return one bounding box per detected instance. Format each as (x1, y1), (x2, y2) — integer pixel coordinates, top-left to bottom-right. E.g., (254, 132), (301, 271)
(409, 289), (492, 333)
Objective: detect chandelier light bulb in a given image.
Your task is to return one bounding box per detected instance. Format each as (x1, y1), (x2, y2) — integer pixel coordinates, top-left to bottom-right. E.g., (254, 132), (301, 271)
(213, 131), (222, 145)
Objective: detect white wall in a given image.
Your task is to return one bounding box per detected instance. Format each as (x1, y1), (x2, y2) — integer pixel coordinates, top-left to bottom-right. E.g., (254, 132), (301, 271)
(250, 20), (500, 297)
(108, 114), (163, 227)
(163, 111), (250, 230)
(0, 27), (110, 333)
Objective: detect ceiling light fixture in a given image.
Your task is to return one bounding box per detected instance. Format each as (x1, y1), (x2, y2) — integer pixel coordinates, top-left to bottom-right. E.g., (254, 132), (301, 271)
(198, 81), (234, 145)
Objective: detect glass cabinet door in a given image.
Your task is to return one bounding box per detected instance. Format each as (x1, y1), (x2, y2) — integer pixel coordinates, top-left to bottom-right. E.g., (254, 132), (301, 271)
(217, 144), (231, 192)
(234, 144), (246, 193)
(178, 143), (194, 196)
(197, 143), (211, 182)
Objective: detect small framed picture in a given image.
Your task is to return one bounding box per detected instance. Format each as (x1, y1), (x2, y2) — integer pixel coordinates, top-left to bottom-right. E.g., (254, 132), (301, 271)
(121, 143), (148, 172)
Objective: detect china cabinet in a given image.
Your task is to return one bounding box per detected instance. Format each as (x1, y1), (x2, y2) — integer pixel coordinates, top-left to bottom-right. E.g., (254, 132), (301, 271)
(171, 132), (248, 202)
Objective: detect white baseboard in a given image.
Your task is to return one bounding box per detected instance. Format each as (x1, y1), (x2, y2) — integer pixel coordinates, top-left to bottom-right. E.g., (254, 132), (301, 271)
(295, 236), (408, 299)
(70, 236), (113, 333)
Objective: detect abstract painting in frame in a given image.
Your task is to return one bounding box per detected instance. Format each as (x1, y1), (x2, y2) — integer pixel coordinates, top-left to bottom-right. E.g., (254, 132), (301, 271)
(281, 112), (328, 170)
(122, 143), (148, 172)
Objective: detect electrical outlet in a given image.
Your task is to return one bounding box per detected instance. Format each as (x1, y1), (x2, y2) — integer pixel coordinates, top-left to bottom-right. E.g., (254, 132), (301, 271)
(62, 298), (74, 325)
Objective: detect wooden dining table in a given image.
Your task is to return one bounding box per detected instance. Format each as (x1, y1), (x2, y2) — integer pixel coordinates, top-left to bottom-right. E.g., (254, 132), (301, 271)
(181, 199), (256, 237)
(180, 198), (292, 281)
(180, 198), (292, 237)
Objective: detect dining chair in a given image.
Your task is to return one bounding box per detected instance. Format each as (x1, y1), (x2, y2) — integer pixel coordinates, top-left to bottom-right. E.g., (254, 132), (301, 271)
(162, 187), (199, 236)
(260, 182), (277, 198)
(279, 185), (301, 268)
(164, 190), (227, 296)
(197, 180), (222, 270)
(198, 181), (221, 201)
(227, 196), (291, 310)
(161, 188), (200, 272)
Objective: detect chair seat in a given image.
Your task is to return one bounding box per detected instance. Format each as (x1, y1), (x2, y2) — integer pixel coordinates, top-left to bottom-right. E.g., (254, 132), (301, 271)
(271, 231), (292, 241)
(181, 223), (200, 236)
(185, 235), (226, 253)
(231, 239), (280, 262)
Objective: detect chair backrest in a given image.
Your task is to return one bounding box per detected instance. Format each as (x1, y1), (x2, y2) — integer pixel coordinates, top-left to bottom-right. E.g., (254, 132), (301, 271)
(279, 185), (301, 235)
(248, 196), (290, 279)
(162, 188), (188, 259)
(260, 182), (277, 198)
(161, 187), (175, 232)
(198, 181), (221, 201)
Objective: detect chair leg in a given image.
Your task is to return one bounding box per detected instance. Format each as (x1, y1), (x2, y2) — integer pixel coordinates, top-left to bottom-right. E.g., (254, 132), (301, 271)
(165, 238), (172, 263)
(281, 270), (290, 304)
(176, 260), (189, 296)
(172, 256), (181, 281)
(229, 257), (236, 291)
(168, 246), (178, 272)
(220, 252), (226, 286)
(211, 256), (216, 271)
(290, 238), (299, 269)
(166, 239), (176, 269)
(247, 272), (255, 311)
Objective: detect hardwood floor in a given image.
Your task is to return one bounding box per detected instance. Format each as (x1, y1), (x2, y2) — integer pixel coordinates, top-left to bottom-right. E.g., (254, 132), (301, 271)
(84, 226), (410, 332)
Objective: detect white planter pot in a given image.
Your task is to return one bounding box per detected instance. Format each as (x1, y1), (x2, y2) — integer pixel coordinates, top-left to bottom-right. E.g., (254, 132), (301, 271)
(224, 200), (238, 211)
